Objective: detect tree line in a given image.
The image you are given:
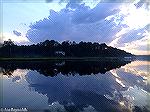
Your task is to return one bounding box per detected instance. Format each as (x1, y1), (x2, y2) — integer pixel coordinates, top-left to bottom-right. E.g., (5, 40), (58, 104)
(0, 39), (133, 58)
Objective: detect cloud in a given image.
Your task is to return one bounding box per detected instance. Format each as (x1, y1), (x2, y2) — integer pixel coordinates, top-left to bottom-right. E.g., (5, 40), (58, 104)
(107, 0), (150, 54)
(134, 0), (150, 10)
(13, 30), (22, 36)
(26, 2), (123, 43)
(109, 28), (150, 54)
(46, 0), (88, 3)
(0, 32), (30, 45)
(118, 31), (150, 55)
(117, 27), (146, 44)
(22, 0), (150, 54)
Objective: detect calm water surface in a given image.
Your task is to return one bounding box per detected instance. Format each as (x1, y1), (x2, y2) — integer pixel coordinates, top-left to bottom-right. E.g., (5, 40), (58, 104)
(0, 58), (150, 112)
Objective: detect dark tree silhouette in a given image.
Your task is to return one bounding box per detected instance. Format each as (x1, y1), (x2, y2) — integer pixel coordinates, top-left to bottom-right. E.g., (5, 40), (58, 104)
(0, 39), (133, 58)
(0, 60), (131, 76)
(3, 39), (15, 46)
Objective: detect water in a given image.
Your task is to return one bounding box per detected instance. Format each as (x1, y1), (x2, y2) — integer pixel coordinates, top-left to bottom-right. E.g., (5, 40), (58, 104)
(0, 58), (150, 112)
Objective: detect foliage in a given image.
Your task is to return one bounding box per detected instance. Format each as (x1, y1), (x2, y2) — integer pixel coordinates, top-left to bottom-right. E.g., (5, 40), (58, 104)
(0, 39), (133, 58)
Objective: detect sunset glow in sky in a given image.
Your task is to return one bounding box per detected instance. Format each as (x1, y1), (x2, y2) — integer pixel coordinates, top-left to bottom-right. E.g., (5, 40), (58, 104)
(1, 0), (150, 55)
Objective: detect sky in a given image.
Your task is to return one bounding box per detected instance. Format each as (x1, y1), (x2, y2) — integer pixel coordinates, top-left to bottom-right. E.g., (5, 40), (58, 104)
(0, 0), (150, 55)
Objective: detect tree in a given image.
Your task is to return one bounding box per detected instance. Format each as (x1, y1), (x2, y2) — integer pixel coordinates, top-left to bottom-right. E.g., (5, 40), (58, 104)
(0, 43), (2, 47)
(0, 39), (133, 58)
(1, 39), (15, 57)
(3, 39), (15, 46)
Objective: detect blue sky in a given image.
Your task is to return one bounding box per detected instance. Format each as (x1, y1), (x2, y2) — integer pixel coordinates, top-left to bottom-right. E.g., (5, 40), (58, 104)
(1, 0), (150, 55)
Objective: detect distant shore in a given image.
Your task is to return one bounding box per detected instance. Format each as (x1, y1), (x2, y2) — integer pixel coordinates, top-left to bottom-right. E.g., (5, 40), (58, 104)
(0, 56), (134, 61)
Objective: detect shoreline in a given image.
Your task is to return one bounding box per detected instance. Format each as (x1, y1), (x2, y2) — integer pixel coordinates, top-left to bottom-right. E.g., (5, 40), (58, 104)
(0, 57), (134, 61)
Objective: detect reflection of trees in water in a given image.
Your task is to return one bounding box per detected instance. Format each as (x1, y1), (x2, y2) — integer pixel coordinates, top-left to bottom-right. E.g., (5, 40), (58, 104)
(1, 61), (149, 112)
(0, 60), (131, 77)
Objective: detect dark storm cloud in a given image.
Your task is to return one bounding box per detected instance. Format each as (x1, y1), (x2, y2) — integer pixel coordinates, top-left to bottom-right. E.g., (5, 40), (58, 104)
(26, 2), (123, 43)
(13, 30), (22, 36)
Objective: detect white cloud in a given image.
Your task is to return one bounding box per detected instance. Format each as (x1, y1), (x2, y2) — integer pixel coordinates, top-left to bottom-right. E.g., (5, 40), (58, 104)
(107, 0), (150, 55)
(109, 28), (129, 47)
(0, 32), (30, 45)
(120, 4), (150, 30)
(118, 31), (150, 55)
